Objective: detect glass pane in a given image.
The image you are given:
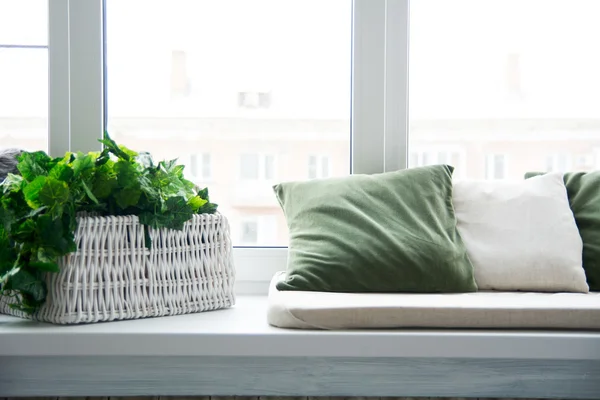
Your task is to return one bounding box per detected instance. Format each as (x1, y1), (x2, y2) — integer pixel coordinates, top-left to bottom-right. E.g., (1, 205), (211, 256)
(409, 0), (600, 180)
(0, 0), (48, 45)
(0, 48), (48, 152)
(106, 0), (352, 246)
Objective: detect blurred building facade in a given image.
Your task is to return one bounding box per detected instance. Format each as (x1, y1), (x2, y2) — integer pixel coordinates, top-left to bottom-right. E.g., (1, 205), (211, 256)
(2, 0), (600, 246)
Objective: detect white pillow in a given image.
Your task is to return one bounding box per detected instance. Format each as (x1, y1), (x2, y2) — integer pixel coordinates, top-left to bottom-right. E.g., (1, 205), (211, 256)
(453, 173), (589, 293)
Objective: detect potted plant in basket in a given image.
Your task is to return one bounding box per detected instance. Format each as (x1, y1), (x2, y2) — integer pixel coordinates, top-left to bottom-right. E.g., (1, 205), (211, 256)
(0, 132), (235, 324)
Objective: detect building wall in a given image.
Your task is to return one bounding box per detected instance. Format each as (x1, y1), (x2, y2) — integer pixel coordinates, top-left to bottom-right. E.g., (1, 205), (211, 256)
(3, 117), (600, 246)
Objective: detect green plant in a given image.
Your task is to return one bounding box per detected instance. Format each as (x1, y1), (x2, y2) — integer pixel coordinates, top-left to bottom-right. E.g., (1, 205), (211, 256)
(0, 132), (217, 314)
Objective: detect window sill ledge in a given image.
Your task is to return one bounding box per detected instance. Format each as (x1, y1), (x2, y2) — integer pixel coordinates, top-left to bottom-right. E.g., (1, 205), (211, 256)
(0, 295), (598, 360)
(1, 296), (599, 398)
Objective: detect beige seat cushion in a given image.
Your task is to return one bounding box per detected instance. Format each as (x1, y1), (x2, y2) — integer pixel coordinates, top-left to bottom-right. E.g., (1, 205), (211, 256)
(268, 272), (600, 330)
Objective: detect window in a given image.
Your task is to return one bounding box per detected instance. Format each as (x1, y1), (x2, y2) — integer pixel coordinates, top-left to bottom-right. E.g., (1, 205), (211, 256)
(240, 153), (276, 181)
(240, 154), (259, 180)
(0, 0), (48, 152)
(13, 0), (600, 294)
(106, 0), (351, 249)
(240, 220), (258, 244)
(409, 148), (463, 177)
(486, 154), (506, 180)
(574, 154), (593, 169)
(410, 150), (461, 168)
(308, 155), (330, 179)
(183, 153), (211, 182)
(238, 91), (271, 109)
(238, 216), (277, 245)
(546, 154), (572, 173)
(410, 0), (600, 180)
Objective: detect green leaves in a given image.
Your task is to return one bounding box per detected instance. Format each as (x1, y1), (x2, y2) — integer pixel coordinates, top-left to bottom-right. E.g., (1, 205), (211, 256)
(196, 187), (218, 214)
(9, 269), (47, 303)
(39, 177), (70, 213)
(115, 187), (142, 209)
(72, 152), (96, 177)
(49, 162), (74, 182)
(115, 160), (139, 188)
(98, 133), (137, 162)
(23, 176), (47, 209)
(12, 219), (36, 242)
(0, 226), (17, 276)
(2, 173), (24, 194)
(22, 175), (69, 217)
(29, 261), (60, 273)
(36, 214), (77, 254)
(0, 131), (219, 315)
(188, 195), (208, 212)
(92, 164), (118, 199)
(17, 151), (51, 182)
(140, 197), (192, 230)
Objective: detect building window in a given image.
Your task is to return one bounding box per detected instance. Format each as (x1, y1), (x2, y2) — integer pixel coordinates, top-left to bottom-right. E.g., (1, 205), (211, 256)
(410, 151), (461, 168)
(239, 216), (277, 245)
(184, 153), (211, 181)
(308, 155), (330, 179)
(240, 220), (258, 245)
(486, 154), (506, 180)
(238, 91), (271, 109)
(546, 154), (572, 173)
(573, 154), (593, 169)
(240, 153), (276, 181)
(240, 154), (259, 180)
(410, 149), (463, 178)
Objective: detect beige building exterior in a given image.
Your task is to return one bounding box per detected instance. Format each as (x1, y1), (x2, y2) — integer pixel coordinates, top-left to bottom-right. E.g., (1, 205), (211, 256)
(4, 116), (600, 247)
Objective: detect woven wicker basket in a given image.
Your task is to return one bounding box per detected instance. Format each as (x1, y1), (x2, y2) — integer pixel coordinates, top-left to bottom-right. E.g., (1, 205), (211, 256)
(0, 213), (235, 324)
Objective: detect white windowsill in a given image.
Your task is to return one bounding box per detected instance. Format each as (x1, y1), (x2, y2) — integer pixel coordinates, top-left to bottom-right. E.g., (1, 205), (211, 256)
(0, 295), (598, 360)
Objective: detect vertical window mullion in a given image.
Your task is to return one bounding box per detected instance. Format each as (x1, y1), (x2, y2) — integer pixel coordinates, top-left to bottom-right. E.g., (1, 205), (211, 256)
(384, 0), (410, 172)
(48, 0), (70, 158)
(68, 0), (104, 153)
(352, 0), (386, 174)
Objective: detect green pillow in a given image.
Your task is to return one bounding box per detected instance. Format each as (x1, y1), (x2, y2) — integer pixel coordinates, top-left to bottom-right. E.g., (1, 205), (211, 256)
(525, 171), (600, 291)
(274, 165), (477, 293)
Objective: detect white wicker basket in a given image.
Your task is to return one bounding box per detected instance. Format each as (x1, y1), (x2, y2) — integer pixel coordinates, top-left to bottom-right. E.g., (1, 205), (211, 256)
(0, 213), (235, 324)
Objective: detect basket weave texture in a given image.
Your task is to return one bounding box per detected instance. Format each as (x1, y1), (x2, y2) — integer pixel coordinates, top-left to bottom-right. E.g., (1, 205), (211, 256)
(0, 213), (236, 324)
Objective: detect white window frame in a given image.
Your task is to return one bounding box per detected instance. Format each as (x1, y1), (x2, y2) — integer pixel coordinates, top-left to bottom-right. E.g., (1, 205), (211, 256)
(46, 0), (410, 295)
